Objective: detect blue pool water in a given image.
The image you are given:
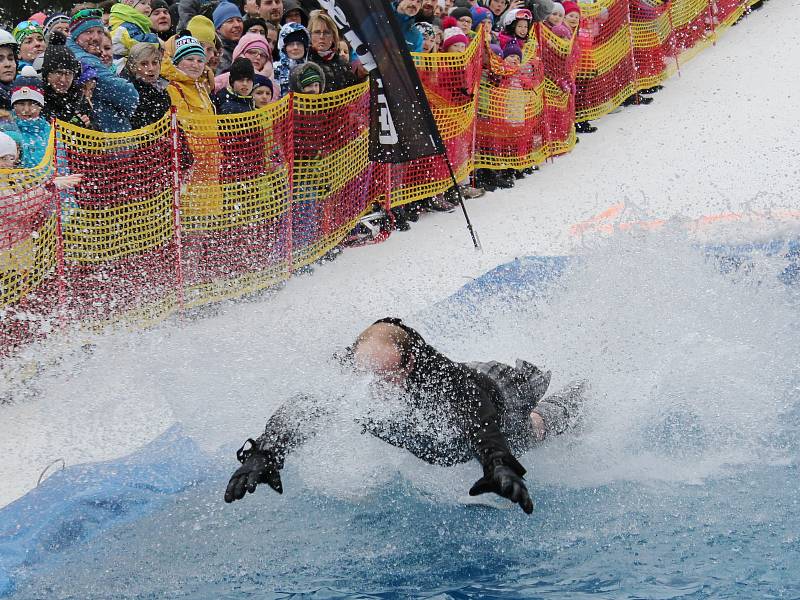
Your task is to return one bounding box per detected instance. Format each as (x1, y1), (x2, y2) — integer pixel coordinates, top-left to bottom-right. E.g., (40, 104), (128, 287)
(3, 232), (800, 599)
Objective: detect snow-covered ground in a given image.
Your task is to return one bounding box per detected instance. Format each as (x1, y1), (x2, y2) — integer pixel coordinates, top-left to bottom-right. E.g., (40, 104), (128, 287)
(1, 2), (798, 509)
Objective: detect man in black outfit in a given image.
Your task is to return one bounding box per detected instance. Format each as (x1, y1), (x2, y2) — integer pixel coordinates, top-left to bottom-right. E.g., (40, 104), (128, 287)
(224, 318), (586, 514)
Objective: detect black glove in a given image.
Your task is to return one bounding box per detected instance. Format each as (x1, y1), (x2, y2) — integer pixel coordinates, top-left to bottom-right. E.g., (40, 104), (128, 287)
(469, 453), (534, 514)
(224, 438), (283, 503)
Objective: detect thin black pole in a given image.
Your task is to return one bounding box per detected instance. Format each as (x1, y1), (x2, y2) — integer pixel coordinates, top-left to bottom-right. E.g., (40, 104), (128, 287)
(443, 156), (481, 250)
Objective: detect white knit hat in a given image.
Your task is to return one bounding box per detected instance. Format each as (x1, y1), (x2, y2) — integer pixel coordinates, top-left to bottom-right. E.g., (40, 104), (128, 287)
(0, 132), (19, 159)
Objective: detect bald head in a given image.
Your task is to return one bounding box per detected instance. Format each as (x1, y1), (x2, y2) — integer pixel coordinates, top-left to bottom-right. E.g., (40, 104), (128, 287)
(352, 323), (413, 384)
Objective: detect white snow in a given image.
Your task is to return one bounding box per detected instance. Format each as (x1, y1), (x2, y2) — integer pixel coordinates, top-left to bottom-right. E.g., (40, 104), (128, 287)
(1, 2), (798, 508)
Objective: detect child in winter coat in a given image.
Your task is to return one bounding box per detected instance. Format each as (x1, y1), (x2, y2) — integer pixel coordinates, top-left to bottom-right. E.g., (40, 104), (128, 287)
(213, 56), (255, 113)
(162, 33), (215, 114)
(10, 67), (50, 168)
(415, 22), (438, 53)
(545, 3), (572, 40)
(498, 8), (533, 50)
(109, 1), (161, 68)
(563, 1), (582, 32)
(251, 74), (274, 108)
(275, 22), (310, 97)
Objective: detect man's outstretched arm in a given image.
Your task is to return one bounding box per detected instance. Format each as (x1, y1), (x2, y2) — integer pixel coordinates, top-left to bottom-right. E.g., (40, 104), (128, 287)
(224, 394), (329, 503)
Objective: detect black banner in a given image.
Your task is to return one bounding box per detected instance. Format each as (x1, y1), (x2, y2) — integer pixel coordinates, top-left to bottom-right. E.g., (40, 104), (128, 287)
(318, 0), (446, 163)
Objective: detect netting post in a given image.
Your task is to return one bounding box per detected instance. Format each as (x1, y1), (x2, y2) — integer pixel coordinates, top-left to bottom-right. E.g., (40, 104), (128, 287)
(624, 0), (640, 98)
(470, 24), (484, 189)
(53, 120), (66, 329)
(705, 0), (718, 45)
(169, 108), (186, 314)
(286, 93), (295, 275)
(444, 157), (481, 250)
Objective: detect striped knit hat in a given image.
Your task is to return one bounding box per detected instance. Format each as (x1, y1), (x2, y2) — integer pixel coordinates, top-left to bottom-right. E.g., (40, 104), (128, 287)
(69, 8), (105, 40)
(172, 33), (206, 65)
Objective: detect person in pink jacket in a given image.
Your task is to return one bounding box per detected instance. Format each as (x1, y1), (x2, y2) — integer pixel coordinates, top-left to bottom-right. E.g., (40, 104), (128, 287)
(213, 31), (277, 95)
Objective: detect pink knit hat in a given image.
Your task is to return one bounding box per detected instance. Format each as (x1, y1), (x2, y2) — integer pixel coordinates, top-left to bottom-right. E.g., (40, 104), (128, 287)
(441, 26), (468, 51)
(233, 32), (272, 62)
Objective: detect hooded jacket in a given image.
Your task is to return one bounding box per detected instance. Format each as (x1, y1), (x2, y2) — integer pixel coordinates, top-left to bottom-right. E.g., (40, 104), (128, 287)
(14, 116), (51, 168)
(288, 61), (325, 93)
(66, 36), (139, 132)
(161, 56), (215, 114)
(275, 22), (310, 97)
(109, 3), (160, 61)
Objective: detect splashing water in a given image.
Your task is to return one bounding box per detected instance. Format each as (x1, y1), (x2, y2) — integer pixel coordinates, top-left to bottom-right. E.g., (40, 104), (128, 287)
(5, 226), (800, 599)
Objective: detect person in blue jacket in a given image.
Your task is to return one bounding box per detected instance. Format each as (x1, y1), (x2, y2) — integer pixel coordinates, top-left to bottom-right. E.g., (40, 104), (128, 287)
(392, 0), (423, 52)
(65, 8), (139, 132)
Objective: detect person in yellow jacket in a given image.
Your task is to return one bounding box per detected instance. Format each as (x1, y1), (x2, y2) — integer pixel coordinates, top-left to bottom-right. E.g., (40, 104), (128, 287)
(161, 16), (218, 98)
(162, 32), (224, 216)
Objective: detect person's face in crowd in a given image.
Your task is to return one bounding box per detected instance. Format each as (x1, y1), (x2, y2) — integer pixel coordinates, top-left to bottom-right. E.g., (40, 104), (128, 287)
(396, 0), (421, 17)
(503, 53), (520, 67)
(150, 7), (172, 33)
(284, 40), (305, 60)
(76, 27), (104, 57)
(488, 0), (506, 17)
(420, 0), (436, 17)
(564, 11), (580, 29)
(457, 15), (472, 35)
(252, 84), (271, 107)
(434, 30), (443, 48)
(244, 47), (269, 70)
(446, 41), (466, 53)
(100, 35), (113, 66)
(19, 34), (45, 62)
(266, 26), (278, 50)
(177, 54), (207, 79)
(243, 0), (260, 17)
(337, 40), (349, 61)
(50, 21), (70, 37)
(83, 78), (96, 102)
(444, 0), (454, 12)
(284, 9), (302, 24)
(547, 12), (563, 26)
(310, 23), (334, 53)
(301, 81), (320, 94)
(219, 17), (244, 41)
(260, 0), (283, 24)
(514, 19), (529, 37)
(0, 146), (18, 168)
(46, 68), (76, 93)
(125, 0), (152, 16)
(233, 76), (253, 96)
(131, 55), (160, 84)
(13, 100), (43, 120)
(203, 42), (219, 71)
(102, 12), (111, 26)
(421, 35), (435, 52)
(0, 47), (16, 85)
(247, 23), (266, 36)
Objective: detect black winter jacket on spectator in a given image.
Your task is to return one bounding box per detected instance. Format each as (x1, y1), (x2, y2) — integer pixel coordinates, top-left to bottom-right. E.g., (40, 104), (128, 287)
(42, 85), (95, 128)
(0, 82), (11, 111)
(308, 49), (357, 93)
(213, 87), (254, 114)
(125, 73), (172, 130)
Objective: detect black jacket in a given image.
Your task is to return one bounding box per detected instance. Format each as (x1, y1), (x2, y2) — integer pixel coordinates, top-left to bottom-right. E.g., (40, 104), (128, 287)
(253, 318), (532, 479)
(125, 74), (171, 130)
(42, 84), (95, 129)
(213, 87), (254, 114)
(308, 49), (358, 93)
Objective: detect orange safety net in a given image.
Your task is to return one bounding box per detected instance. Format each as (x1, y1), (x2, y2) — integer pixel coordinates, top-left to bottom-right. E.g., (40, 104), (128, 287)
(177, 96), (292, 306)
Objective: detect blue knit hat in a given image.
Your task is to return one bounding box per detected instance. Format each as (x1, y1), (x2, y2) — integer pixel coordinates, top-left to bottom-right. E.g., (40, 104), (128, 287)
(213, 2), (242, 30)
(172, 33), (206, 65)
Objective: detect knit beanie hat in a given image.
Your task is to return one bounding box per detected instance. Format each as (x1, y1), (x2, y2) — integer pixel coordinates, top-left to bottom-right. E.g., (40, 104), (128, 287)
(489, 43), (503, 56)
(295, 63), (323, 89)
(252, 74), (273, 95)
(69, 8), (105, 40)
(43, 13), (70, 42)
(213, 2), (242, 30)
(0, 131), (18, 159)
(441, 26), (469, 51)
(235, 32), (271, 60)
(503, 42), (523, 60)
(243, 16), (268, 34)
(440, 16), (457, 30)
(76, 63), (99, 85)
(562, 1), (580, 15)
(229, 57), (255, 83)
(449, 7), (472, 22)
(150, 0), (170, 12)
(41, 31), (81, 79)
(12, 21), (44, 44)
(11, 66), (45, 107)
(471, 6), (493, 30)
(173, 33), (206, 65)
(550, 3), (565, 16)
(29, 12), (47, 26)
(187, 16), (216, 45)
(415, 22), (435, 39)
(281, 25), (310, 50)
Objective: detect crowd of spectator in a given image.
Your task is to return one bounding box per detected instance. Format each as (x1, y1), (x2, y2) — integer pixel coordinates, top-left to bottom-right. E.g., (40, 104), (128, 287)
(0, 0), (668, 238)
